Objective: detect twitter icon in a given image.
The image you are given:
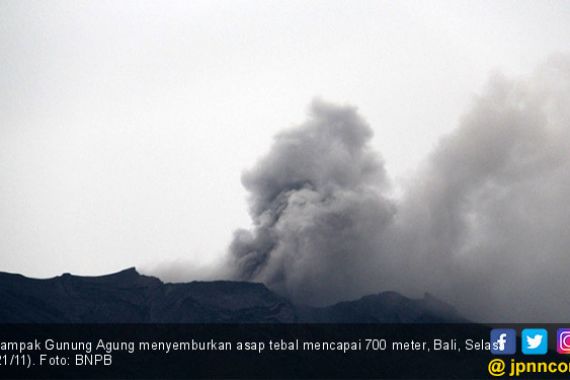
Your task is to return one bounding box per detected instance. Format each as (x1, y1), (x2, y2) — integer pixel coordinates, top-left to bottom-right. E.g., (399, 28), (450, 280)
(522, 329), (548, 355)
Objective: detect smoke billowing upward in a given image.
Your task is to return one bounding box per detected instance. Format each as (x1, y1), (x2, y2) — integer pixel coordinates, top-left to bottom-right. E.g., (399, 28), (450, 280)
(144, 57), (570, 322)
(228, 100), (397, 306)
(391, 56), (570, 321)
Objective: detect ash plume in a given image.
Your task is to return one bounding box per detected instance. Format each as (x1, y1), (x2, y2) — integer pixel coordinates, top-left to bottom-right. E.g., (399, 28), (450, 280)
(171, 56), (570, 322)
(394, 56), (570, 321)
(227, 100), (397, 306)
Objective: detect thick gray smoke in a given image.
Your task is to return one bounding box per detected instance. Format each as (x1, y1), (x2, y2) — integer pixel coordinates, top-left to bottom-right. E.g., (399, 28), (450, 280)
(225, 56), (570, 322)
(394, 56), (570, 322)
(228, 100), (397, 306)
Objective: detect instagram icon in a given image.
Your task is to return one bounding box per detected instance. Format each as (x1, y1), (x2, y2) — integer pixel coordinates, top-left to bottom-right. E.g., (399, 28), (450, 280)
(557, 329), (570, 354)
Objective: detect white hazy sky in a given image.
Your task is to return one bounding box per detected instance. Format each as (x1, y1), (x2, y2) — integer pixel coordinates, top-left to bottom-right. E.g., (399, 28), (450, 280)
(1, 0), (569, 278)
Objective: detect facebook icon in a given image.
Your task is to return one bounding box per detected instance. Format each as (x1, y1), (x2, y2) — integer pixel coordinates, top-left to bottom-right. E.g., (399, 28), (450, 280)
(490, 329), (516, 355)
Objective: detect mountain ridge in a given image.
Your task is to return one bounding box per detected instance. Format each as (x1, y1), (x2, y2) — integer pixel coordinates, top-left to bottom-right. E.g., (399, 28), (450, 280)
(0, 268), (466, 323)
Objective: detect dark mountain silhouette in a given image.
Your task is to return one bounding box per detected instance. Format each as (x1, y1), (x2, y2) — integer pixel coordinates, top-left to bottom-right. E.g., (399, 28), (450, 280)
(0, 268), (466, 323)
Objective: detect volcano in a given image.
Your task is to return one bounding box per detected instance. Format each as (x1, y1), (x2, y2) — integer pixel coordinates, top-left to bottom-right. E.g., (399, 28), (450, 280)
(0, 268), (466, 323)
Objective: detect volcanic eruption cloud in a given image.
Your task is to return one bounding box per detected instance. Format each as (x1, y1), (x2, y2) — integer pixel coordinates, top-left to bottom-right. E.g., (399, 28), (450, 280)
(226, 57), (570, 322)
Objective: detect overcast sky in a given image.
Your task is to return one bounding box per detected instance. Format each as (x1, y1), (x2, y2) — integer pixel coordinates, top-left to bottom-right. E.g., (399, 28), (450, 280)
(1, 0), (569, 278)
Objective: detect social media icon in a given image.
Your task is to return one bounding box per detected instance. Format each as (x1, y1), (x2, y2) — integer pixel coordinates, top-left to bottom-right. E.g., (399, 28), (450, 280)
(522, 329), (548, 354)
(490, 329), (516, 355)
(557, 328), (570, 354)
